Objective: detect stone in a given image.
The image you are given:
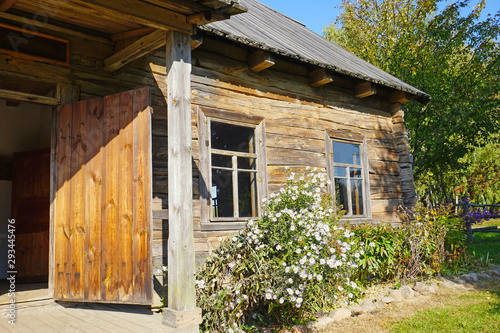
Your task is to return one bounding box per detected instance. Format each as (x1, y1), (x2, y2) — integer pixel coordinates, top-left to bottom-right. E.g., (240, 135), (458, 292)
(388, 289), (404, 302)
(461, 274), (474, 283)
(477, 273), (490, 279)
(306, 321), (318, 333)
(291, 324), (307, 333)
(455, 279), (466, 285)
(399, 286), (415, 299)
(470, 273), (479, 282)
(361, 300), (377, 312)
(430, 280), (438, 289)
(260, 328), (273, 333)
(347, 304), (365, 315)
(428, 286), (437, 294)
(441, 279), (457, 288)
(309, 317), (334, 331)
(328, 308), (352, 321)
(413, 282), (430, 296)
(381, 296), (395, 303)
(374, 301), (386, 309)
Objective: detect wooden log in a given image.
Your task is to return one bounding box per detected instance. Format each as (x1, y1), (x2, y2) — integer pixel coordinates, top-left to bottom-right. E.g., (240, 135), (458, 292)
(111, 27), (156, 42)
(164, 30), (201, 329)
(247, 50), (275, 72)
(104, 30), (166, 72)
(0, 0), (18, 12)
(308, 68), (334, 87)
(354, 81), (377, 98)
(390, 91), (409, 104)
(0, 88), (58, 106)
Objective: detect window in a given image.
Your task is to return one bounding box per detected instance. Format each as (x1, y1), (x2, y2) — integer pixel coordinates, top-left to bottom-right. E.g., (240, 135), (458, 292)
(198, 107), (267, 229)
(325, 130), (371, 219)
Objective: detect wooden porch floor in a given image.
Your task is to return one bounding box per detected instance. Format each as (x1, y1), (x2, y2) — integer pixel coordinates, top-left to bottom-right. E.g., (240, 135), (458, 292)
(0, 282), (167, 332)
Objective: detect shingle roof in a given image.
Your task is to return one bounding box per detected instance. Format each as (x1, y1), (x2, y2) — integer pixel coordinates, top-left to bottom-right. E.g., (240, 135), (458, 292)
(203, 0), (429, 100)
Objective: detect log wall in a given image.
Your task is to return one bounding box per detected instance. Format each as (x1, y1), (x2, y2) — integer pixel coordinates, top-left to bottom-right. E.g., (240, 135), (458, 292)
(0, 29), (414, 291)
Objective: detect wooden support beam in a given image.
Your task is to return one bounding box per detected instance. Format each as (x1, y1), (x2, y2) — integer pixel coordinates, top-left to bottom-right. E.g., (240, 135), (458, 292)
(309, 68), (334, 87)
(390, 90), (410, 104)
(163, 30), (201, 331)
(111, 27), (156, 42)
(354, 81), (377, 98)
(0, 88), (58, 106)
(0, 0), (18, 12)
(191, 31), (203, 50)
(104, 29), (166, 72)
(0, 11), (113, 45)
(75, 0), (192, 34)
(247, 50), (275, 72)
(187, 11), (212, 24)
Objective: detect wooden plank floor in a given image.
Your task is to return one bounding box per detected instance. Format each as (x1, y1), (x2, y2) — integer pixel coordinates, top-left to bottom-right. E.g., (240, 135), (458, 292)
(0, 301), (167, 332)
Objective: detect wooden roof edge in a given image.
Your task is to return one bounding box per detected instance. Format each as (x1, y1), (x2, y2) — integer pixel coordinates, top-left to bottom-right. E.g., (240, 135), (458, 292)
(200, 26), (431, 103)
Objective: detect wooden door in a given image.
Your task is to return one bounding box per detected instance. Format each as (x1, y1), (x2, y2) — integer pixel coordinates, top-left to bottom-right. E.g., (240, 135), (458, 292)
(11, 149), (50, 283)
(52, 87), (153, 304)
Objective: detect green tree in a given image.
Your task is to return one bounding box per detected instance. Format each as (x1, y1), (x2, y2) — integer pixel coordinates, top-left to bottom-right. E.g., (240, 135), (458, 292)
(325, 0), (500, 201)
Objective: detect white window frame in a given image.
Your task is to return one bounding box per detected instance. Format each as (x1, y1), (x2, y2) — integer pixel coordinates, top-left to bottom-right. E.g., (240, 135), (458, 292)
(325, 130), (372, 222)
(198, 106), (268, 230)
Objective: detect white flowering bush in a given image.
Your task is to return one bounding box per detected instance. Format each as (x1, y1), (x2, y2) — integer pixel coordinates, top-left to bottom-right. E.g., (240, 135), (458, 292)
(195, 168), (363, 331)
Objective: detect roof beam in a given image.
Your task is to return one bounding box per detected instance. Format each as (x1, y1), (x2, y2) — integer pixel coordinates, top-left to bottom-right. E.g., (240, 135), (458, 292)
(191, 30), (203, 50)
(0, 88), (58, 106)
(74, 0), (192, 34)
(247, 50), (275, 72)
(390, 91), (410, 104)
(111, 27), (156, 42)
(309, 68), (334, 87)
(104, 29), (166, 72)
(0, 0), (18, 12)
(354, 81), (377, 98)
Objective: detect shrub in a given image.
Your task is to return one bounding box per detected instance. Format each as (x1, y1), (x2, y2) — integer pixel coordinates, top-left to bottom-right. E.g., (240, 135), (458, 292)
(195, 168), (363, 332)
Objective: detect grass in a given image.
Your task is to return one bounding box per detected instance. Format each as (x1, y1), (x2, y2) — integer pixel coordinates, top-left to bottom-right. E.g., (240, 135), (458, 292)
(469, 218), (500, 266)
(390, 286), (500, 333)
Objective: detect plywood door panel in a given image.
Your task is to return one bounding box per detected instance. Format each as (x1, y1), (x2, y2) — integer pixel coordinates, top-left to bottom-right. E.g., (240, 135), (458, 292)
(53, 87), (152, 304)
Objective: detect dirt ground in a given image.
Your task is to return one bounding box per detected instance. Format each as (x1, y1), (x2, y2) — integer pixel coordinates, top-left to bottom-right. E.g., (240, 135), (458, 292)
(320, 279), (499, 333)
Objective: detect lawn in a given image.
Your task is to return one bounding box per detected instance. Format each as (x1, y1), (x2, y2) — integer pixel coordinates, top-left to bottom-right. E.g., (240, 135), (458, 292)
(469, 218), (500, 266)
(390, 285), (500, 333)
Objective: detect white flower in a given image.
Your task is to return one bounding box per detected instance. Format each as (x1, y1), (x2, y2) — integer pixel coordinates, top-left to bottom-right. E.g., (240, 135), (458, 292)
(279, 297), (285, 304)
(348, 293), (353, 298)
(296, 249), (301, 254)
(296, 297), (303, 303)
(338, 285), (343, 291)
(287, 288), (294, 295)
(285, 267), (291, 273)
(316, 275), (323, 281)
(265, 293), (272, 300)
(276, 245), (282, 250)
(162, 266), (167, 272)
(288, 278), (293, 284)
(370, 242), (376, 248)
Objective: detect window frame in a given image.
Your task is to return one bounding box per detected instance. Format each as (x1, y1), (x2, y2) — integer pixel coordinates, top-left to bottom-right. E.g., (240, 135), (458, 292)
(325, 130), (372, 222)
(198, 106), (268, 230)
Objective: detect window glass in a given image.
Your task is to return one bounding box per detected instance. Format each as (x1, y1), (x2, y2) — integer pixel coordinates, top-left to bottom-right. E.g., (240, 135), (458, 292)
(333, 141), (360, 165)
(238, 172), (257, 217)
(351, 179), (364, 215)
(211, 122), (254, 153)
(335, 178), (349, 214)
(212, 154), (232, 168)
(212, 169), (233, 217)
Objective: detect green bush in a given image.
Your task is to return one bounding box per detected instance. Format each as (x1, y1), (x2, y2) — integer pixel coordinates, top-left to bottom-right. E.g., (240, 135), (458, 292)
(195, 168), (363, 332)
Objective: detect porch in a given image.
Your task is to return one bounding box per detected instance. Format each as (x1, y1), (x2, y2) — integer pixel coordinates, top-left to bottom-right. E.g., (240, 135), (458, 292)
(0, 281), (165, 332)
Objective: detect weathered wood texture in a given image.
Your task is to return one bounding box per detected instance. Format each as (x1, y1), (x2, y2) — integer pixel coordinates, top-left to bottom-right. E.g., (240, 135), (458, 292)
(53, 88), (152, 304)
(11, 149), (51, 282)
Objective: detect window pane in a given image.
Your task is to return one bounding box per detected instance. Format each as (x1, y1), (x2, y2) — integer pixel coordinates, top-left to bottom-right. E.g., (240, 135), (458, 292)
(334, 178), (348, 214)
(212, 169), (234, 217)
(350, 168), (362, 178)
(211, 121), (255, 153)
(238, 172), (258, 217)
(334, 166), (347, 177)
(212, 154), (232, 168)
(333, 141), (360, 165)
(238, 157), (256, 170)
(351, 179), (364, 215)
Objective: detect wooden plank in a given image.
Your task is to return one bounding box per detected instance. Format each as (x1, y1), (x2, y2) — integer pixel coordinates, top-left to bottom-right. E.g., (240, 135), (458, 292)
(354, 81), (377, 98)
(101, 93), (120, 301)
(54, 103), (73, 300)
(111, 27), (156, 41)
(132, 87), (153, 303)
(309, 68), (333, 87)
(247, 50), (275, 72)
(104, 30), (167, 72)
(118, 90), (134, 302)
(73, 0), (192, 34)
(0, 0), (17, 11)
(164, 30), (200, 327)
(85, 97), (104, 301)
(0, 88), (58, 106)
(69, 100), (87, 299)
(390, 91), (409, 104)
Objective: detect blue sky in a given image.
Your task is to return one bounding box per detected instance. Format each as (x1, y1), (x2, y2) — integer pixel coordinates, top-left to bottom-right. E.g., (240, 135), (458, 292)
(258, 0), (500, 36)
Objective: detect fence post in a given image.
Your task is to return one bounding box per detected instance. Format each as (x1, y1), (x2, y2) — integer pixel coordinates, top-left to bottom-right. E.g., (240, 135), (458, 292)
(464, 200), (473, 242)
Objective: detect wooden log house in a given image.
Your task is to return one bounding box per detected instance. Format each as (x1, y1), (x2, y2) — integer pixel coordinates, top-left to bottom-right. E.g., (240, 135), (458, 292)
(0, 0), (429, 330)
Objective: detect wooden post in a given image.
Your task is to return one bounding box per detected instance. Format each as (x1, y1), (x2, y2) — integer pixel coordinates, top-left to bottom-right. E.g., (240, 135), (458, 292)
(163, 30), (202, 331)
(464, 199), (473, 243)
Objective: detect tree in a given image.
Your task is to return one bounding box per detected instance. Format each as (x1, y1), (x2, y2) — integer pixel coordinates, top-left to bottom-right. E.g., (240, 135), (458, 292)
(325, 0), (500, 201)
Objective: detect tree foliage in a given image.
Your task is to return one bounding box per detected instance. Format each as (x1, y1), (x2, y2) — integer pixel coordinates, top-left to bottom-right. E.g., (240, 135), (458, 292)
(325, 0), (500, 200)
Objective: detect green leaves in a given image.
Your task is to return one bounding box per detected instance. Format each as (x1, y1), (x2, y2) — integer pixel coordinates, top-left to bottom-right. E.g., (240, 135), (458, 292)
(325, 0), (500, 201)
